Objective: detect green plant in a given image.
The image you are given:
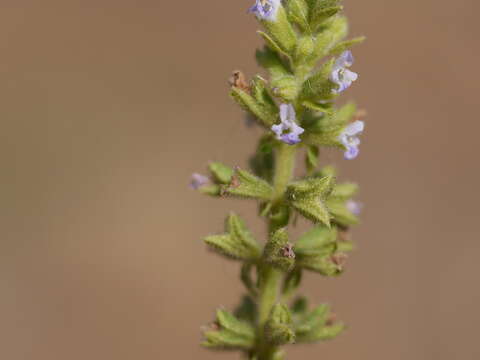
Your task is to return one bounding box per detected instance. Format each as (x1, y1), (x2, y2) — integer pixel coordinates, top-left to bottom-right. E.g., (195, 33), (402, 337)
(191, 1), (365, 359)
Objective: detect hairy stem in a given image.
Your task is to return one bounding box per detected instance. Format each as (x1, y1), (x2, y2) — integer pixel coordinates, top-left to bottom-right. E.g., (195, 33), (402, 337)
(257, 142), (297, 360)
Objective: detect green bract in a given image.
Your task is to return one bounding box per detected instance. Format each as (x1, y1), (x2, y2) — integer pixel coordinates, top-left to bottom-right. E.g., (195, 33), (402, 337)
(195, 0), (365, 359)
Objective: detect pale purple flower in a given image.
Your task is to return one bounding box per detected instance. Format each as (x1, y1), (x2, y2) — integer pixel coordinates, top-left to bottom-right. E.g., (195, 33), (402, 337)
(271, 104), (305, 145)
(190, 173), (210, 190)
(248, 0), (281, 22)
(338, 120), (364, 160)
(330, 51), (358, 93)
(346, 200), (363, 216)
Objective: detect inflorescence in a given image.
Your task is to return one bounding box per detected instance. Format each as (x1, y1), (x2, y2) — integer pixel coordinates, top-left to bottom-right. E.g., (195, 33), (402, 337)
(191, 1), (366, 359)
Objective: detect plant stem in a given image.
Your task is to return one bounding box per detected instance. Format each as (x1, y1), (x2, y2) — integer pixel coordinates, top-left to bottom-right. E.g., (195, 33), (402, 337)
(257, 142), (297, 360)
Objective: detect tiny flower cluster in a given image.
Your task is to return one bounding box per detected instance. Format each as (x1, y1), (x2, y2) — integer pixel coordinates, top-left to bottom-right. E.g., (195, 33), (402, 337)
(271, 104), (304, 145)
(330, 51), (358, 94)
(248, 0), (281, 22)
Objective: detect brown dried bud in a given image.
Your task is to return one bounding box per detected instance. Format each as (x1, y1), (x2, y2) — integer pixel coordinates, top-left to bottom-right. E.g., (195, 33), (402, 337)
(325, 313), (337, 326)
(331, 253), (348, 268)
(281, 243), (295, 259)
(228, 70), (250, 92)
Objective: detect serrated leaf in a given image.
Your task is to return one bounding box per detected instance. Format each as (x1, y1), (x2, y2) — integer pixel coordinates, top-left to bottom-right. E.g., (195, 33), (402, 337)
(286, 176), (335, 200)
(295, 225), (337, 254)
(216, 309), (255, 339)
(203, 328), (254, 350)
(286, 176), (335, 226)
(296, 304), (330, 334)
(204, 213), (261, 261)
(297, 254), (341, 276)
(199, 184), (222, 196)
(226, 168), (274, 200)
(326, 200), (359, 227)
(291, 198), (331, 226)
(297, 323), (345, 342)
(230, 87), (276, 128)
(209, 162), (234, 184)
(330, 182), (358, 200)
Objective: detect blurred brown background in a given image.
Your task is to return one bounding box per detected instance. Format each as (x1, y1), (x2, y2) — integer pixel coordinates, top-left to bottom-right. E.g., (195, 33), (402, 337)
(1, 0), (479, 359)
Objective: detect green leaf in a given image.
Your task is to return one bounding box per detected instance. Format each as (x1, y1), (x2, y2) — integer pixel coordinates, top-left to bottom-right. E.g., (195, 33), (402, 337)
(304, 103), (357, 147)
(265, 304), (296, 345)
(202, 328), (254, 350)
(286, 176), (335, 226)
(295, 225), (337, 254)
(295, 304), (330, 334)
(251, 76), (277, 113)
(204, 213), (261, 261)
(302, 100), (335, 115)
(258, 31), (291, 59)
(199, 184), (222, 196)
(297, 323), (345, 343)
(216, 309), (255, 339)
(263, 228), (295, 271)
(209, 162), (234, 184)
(296, 253), (342, 276)
(226, 168), (274, 200)
(256, 46), (291, 80)
(328, 36), (366, 56)
(330, 182), (359, 200)
(230, 87), (276, 127)
(300, 58), (335, 101)
(311, 6), (343, 32)
(260, 6), (297, 55)
(326, 200), (359, 227)
(286, 0), (310, 32)
(321, 102), (357, 129)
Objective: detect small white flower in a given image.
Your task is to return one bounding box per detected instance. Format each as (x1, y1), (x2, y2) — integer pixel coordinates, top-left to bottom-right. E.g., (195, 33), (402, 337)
(330, 51), (358, 93)
(338, 120), (364, 160)
(271, 104), (305, 145)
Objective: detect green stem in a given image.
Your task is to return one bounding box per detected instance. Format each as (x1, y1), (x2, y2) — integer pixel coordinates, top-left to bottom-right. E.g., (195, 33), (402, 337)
(272, 143), (297, 203)
(256, 142), (297, 360)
